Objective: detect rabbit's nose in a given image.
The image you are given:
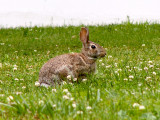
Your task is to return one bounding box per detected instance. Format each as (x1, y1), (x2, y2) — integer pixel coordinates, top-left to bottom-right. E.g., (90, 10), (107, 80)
(99, 51), (106, 57)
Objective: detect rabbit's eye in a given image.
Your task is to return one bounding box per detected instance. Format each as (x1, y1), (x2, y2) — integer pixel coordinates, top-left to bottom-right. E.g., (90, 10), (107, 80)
(91, 45), (96, 49)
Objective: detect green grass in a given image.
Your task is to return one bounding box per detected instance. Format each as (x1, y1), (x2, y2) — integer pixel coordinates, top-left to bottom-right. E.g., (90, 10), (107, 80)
(0, 23), (160, 120)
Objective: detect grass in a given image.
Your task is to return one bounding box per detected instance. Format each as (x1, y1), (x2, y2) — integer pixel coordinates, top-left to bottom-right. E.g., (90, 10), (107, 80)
(0, 23), (160, 119)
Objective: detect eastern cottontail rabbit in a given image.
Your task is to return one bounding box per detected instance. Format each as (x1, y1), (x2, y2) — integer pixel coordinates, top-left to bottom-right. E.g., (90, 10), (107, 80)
(39, 27), (106, 87)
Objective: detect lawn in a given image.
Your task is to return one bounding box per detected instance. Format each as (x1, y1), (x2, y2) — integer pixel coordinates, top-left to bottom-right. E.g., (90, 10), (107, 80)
(0, 23), (160, 119)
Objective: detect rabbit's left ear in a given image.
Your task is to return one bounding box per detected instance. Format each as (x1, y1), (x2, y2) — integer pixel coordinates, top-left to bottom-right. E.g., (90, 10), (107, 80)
(80, 27), (89, 43)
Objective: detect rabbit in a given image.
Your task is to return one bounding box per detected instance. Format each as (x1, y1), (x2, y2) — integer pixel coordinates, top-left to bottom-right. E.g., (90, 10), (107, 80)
(39, 27), (106, 87)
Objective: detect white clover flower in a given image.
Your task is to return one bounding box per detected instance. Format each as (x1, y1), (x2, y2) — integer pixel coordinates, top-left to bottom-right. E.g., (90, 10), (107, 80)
(71, 35), (76, 39)
(144, 67), (148, 71)
(63, 89), (68, 93)
(131, 92), (135, 95)
(63, 95), (69, 100)
(126, 66), (129, 69)
(0, 43), (5, 45)
(35, 81), (40, 87)
(62, 81), (67, 85)
(133, 67), (137, 69)
(39, 100), (44, 105)
(99, 60), (102, 62)
(69, 82), (73, 85)
(149, 65), (154, 68)
(82, 79), (87, 82)
(108, 55), (112, 59)
(15, 92), (22, 95)
(138, 68), (142, 71)
(106, 65), (111, 68)
(157, 90), (160, 93)
(138, 83), (142, 86)
(118, 69), (122, 72)
(139, 105), (145, 110)
(101, 63), (105, 66)
(114, 63), (118, 67)
(145, 76), (151, 81)
(13, 65), (18, 68)
(143, 91), (146, 94)
(7, 96), (14, 102)
(66, 92), (71, 96)
(148, 61), (153, 64)
(153, 72), (156, 75)
(22, 86), (26, 89)
(0, 63), (2, 68)
(0, 94), (4, 97)
(145, 87), (149, 90)
(47, 51), (50, 55)
(52, 89), (57, 92)
(34, 50), (37, 52)
(133, 103), (140, 107)
(123, 78), (128, 81)
(77, 111), (83, 114)
(86, 106), (92, 110)
(129, 75), (134, 79)
(0, 80), (2, 84)
(14, 78), (19, 81)
(115, 71), (119, 75)
(52, 104), (56, 108)
(40, 83), (50, 88)
(73, 78), (77, 81)
(13, 67), (17, 71)
(67, 75), (72, 80)
(72, 103), (76, 108)
(70, 97), (74, 101)
(142, 44), (145, 47)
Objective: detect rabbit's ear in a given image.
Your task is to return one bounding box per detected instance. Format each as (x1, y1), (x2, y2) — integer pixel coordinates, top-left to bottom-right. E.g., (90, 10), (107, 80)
(80, 27), (89, 43)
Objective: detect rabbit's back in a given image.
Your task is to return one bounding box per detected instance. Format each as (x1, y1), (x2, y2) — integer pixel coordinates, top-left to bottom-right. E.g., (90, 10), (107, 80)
(39, 53), (96, 85)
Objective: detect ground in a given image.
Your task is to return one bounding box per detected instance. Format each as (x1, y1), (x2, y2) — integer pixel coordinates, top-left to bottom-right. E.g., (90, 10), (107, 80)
(0, 23), (160, 119)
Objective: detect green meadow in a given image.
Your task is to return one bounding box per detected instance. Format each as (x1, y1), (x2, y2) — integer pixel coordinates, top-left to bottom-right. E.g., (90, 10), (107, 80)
(0, 23), (160, 119)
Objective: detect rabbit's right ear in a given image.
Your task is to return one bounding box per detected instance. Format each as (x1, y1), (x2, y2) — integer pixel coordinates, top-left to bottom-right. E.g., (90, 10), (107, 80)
(80, 27), (89, 44)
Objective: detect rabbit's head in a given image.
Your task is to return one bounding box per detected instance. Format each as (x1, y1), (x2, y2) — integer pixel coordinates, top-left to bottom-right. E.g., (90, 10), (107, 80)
(80, 27), (106, 59)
